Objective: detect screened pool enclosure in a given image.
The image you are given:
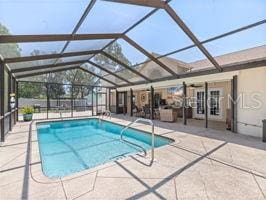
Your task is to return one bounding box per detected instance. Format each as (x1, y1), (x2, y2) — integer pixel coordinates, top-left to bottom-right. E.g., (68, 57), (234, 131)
(0, 0), (265, 141)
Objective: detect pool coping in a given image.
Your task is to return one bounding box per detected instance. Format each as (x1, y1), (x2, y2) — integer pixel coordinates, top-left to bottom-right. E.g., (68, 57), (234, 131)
(30, 116), (175, 183)
(36, 117), (175, 143)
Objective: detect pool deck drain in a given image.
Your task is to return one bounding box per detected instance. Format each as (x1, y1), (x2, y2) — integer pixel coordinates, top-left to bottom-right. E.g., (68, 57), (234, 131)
(0, 115), (266, 199)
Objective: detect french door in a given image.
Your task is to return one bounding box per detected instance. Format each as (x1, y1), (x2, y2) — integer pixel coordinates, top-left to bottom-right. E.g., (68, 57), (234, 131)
(194, 89), (222, 119)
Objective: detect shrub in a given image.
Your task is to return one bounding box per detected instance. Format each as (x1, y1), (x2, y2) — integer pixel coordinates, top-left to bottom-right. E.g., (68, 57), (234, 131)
(22, 106), (34, 115)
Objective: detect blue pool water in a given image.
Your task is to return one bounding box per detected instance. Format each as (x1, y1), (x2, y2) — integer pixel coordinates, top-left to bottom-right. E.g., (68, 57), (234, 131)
(37, 118), (173, 177)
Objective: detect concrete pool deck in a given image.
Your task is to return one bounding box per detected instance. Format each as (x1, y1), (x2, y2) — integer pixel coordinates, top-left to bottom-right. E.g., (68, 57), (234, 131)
(1, 115), (265, 200)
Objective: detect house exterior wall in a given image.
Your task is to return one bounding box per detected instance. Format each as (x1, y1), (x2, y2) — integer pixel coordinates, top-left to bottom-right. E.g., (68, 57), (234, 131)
(237, 66), (266, 138)
(117, 66), (266, 139)
(134, 91), (149, 108)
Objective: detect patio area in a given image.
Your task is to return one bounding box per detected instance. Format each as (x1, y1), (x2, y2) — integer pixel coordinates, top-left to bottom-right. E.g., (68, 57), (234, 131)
(0, 1), (265, 199)
(1, 115), (265, 200)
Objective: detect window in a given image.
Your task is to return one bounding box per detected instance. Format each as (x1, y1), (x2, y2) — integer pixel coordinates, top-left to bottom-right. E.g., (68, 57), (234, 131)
(210, 90), (220, 116)
(196, 91), (205, 114)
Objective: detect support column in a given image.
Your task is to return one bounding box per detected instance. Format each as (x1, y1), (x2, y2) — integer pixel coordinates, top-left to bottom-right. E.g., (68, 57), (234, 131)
(91, 87), (94, 116)
(108, 88), (111, 112)
(150, 86), (154, 120)
(231, 75), (238, 133)
(205, 82), (208, 128)
(130, 88), (133, 117)
(263, 119), (266, 143)
(16, 81), (18, 121)
(183, 82), (187, 125)
(115, 89), (119, 114)
(105, 89), (107, 112)
(71, 84), (74, 117)
(0, 59), (5, 142)
(96, 89), (98, 115)
(46, 83), (49, 119)
(8, 71), (12, 131)
(123, 92), (127, 115)
(13, 78), (17, 124)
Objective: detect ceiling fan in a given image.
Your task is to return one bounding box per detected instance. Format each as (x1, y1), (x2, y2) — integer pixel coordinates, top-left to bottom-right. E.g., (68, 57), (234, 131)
(188, 84), (203, 88)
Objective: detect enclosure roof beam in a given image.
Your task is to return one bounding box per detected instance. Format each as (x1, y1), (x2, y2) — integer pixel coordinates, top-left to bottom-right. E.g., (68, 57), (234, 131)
(104, 0), (223, 72)
(150, 20), (266, 61)
(15, 66), (79, 79)
(163, 4), (222, 72)
(85, 60), (134, 85)
(59, 0), (97, 54)
(4, 50), (101, 63)
(98, 8), (159, 56)
(119, 20), (266, 71)
(101, 51), (151, 82)
(0, 33), (123, 43)
(11, 60), (88, 73)
(102, 0), (166, 8)
(79, 67), (118, 87)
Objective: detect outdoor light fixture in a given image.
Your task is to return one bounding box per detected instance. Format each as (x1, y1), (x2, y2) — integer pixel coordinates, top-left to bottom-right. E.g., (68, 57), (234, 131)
(10, 93), (16, 109)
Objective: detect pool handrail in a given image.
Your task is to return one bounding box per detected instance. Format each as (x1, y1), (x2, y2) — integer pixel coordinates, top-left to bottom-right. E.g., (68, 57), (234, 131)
(99, 110), (112, 122)
(120, 118), (154, 162)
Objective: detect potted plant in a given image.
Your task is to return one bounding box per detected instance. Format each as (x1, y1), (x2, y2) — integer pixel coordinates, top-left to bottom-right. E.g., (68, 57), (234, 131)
(22, 106), (34, 121)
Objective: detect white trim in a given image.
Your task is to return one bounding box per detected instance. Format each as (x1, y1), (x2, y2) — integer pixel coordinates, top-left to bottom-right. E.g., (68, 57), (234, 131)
(209, 88), (223, 120)
(118, 71), (238, 91)
(193, 89), (205, 119)
(193, 88), (223, 120)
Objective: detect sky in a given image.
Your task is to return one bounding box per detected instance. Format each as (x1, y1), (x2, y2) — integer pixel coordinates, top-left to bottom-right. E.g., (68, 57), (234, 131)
(0, 0), (265, 65)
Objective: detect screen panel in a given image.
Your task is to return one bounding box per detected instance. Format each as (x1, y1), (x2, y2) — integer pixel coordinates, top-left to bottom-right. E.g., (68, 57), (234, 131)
(91, 54), (126, 72)
(56, 55), (93, 64)
(170, 0), (266, 41)
(15, 65), (79, 78)
(77, 0), (153, 34)
(8, 59), (57, 70)
(80, 62), (126, 86)
(0, 41), (66, 58)
(126, 9), (193, 55)
(64, 39), (112, 52)
(0, 0), (89, 35)
(162, 47), (215, 71)
(103, 39), (148, 66)
(203, 24), (266, 65)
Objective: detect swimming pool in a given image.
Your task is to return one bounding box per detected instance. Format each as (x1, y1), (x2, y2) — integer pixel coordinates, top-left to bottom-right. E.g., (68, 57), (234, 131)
(37, 118), (173, 178)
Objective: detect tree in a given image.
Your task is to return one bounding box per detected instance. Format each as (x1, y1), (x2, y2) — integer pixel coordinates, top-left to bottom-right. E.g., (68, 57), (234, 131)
(94, 42), (132, 70)
(18, 82), (43, 98)
(65, 69), (95, 98)
(93, 42), (134, 83)
(0, 23), (21, 58)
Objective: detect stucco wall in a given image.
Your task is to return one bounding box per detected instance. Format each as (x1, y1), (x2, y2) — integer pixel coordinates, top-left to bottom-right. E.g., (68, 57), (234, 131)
(237, 67), (266, 138)
(117, 67), (266, 138)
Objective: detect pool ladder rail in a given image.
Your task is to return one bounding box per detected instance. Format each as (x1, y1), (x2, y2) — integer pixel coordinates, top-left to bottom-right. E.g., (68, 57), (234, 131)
(99, 110), (112, 122)
(120, 118), (155, 163)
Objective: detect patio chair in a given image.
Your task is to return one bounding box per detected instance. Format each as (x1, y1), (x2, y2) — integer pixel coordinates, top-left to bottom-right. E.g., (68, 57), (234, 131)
(133, 105), (143, 117)
(143, 106), (151, 119)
